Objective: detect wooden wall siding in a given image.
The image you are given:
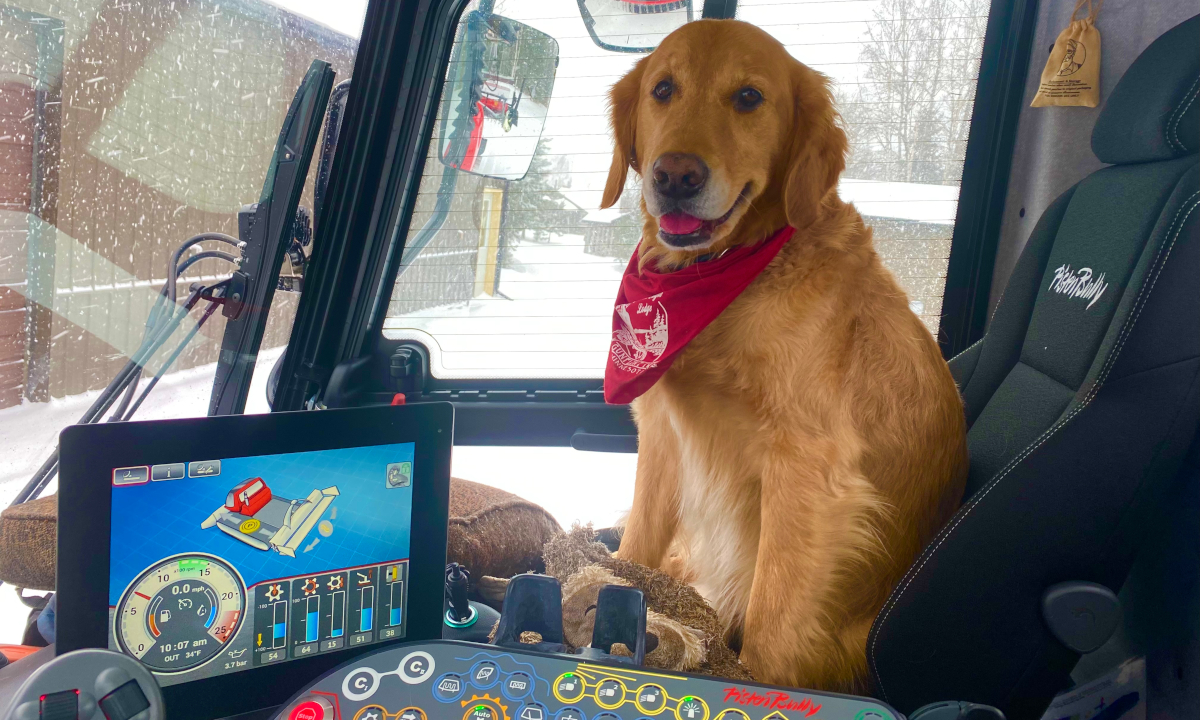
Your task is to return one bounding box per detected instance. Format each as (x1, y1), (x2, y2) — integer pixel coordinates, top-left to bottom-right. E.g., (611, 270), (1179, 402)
(0, 77), (37, 408)
(0, 0), (356, 408)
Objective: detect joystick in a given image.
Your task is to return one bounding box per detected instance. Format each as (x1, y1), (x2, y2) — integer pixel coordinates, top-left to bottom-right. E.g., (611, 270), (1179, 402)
(442, 563), (500, 644)
(0, 649), (164, 720)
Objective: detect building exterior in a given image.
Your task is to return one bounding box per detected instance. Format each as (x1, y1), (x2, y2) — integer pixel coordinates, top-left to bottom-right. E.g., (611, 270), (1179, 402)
(0, 0), (356, 408)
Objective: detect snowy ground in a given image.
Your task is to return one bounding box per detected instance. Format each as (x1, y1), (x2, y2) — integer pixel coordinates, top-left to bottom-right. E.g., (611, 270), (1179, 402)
(384, 233), (624, 378)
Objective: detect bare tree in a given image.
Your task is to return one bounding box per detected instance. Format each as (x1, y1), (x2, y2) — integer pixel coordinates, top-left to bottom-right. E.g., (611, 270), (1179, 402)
(837, 0), (989, 185)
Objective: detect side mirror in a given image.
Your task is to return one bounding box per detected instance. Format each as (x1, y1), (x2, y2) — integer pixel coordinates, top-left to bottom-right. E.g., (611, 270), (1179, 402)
(437, 10), (559, 181)
(577, 0), (694, 53)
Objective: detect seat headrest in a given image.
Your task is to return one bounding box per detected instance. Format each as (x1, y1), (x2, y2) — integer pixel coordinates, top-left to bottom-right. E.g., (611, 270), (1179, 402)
(1092, 14), (1199, 164)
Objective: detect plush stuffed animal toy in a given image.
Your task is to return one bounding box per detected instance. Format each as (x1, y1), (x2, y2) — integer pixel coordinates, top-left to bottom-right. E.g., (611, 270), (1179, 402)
(484, 525), (752, 681)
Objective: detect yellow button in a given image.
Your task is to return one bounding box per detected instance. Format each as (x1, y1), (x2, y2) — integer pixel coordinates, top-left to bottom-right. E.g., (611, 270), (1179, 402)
(553, 673), (586, 703)
(675, 696), (709, 720)
(634, 684), (667, 715)
(239, 518), (261, 534)
(594, 679), (625, 709)
(715, 711), (749, 720)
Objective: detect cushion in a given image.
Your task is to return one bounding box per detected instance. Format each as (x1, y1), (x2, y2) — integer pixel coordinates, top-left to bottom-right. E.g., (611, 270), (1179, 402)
(448, 478), (564, 580)
(0, 495), (56, 591)
(0, 478), (562, 592)
(1092, 14), (1199, 164)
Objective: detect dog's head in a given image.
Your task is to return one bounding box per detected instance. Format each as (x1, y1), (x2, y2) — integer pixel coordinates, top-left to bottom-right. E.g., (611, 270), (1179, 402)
(601, 19), (846, 265)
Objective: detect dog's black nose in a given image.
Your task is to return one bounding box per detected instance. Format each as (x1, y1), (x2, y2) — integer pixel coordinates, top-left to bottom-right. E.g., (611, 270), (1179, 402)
(652, 153), (709, 200)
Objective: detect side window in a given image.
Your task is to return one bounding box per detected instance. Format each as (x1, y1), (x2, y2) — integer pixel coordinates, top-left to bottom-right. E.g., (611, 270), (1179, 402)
(386, 0), (642, 379)
(0, 1), (365, 506)
(737, 0), (989, 333)
(385, 0), (991, 376)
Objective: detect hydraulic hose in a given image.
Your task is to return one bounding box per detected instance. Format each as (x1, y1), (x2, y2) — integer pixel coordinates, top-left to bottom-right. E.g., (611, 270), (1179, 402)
(167, 233), (240, 304)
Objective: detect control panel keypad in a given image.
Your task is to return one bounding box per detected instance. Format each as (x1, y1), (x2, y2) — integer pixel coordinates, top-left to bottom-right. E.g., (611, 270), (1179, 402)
(676, 697), (709, 720)
(503, 672), (535, 701)
(436, 675), (466, 702)
(553, 674), (585, 704)
(284, 640), (901, 720)
(518, 702), (549, 720)
(593, 679), (625, 709)
(465, 707), (497, 720)
(634, 685), (666, 715)
(472, 662), (501, 689)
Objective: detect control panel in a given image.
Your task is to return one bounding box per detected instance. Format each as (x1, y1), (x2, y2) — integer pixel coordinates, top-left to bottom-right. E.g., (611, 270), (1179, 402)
(274, 641), (901, 720)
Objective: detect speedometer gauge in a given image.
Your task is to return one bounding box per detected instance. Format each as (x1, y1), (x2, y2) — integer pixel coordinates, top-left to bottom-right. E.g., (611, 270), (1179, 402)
(115, 554), (246, 673)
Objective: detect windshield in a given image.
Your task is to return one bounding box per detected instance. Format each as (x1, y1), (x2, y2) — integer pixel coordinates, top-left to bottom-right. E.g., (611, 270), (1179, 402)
(0, 0), (367, 514)
(383, 0), (985, 379)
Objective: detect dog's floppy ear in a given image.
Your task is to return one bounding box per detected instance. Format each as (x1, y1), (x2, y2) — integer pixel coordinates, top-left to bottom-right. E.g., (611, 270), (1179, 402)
(601, 58), (647, 210)
(783, 65), (847, 229)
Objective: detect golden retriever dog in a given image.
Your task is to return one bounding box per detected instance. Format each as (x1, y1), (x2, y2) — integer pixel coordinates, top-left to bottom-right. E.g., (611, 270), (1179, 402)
(602, 20), (969, 693)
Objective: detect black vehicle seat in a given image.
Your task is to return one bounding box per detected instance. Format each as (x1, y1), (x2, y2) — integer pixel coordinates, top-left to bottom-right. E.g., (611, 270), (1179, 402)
(867, 14), (1199, 718)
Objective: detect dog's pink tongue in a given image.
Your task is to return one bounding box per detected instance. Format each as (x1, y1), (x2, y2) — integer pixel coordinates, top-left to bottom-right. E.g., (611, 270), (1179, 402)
(659, 211), (704, 235)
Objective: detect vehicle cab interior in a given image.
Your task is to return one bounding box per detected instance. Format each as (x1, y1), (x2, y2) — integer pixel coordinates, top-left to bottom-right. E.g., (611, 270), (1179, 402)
(0, 1), (1195, 720)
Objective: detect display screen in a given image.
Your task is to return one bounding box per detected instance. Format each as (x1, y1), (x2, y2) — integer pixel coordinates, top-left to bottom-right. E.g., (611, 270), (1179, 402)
(107, 442), (416, 685)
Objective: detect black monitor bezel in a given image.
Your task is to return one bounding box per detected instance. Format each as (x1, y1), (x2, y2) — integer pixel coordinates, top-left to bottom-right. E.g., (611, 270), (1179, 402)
(56, 403), (453, 720)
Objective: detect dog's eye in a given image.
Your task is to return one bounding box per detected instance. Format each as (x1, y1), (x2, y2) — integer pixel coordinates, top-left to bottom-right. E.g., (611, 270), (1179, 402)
(652, 79), (674, 102)
(735, 87), (763, 111)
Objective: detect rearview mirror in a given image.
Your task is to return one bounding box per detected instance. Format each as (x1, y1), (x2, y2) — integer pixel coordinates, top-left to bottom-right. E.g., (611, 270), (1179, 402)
(577, 0), (693, 53)
(437, 10), (559, 181)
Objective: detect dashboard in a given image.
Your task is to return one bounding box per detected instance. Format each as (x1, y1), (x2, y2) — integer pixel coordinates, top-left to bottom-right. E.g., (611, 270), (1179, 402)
(275, 641), (901, 720)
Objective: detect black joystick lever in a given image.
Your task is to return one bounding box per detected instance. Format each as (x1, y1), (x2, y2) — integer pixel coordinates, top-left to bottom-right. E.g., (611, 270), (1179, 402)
(493, 574), (569, 654)
(577, 584), (647, 666)
(445, 563), (472, 623)
(442, 563), (500, 643)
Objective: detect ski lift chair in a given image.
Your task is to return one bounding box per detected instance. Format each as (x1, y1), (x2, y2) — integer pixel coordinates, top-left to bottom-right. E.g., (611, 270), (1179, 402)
(867, 14), (1200, 718)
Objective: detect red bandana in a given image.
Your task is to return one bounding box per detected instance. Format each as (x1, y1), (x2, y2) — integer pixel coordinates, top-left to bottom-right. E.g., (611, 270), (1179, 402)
(604, 225), (796, 404)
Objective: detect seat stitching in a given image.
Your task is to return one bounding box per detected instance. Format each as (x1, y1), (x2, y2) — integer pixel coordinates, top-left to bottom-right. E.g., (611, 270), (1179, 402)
(949, 336), (984, 364)
(1110, 354), (1200, 383)
(1168, 76), (1199, 151)
(869, 190), (1200, 703)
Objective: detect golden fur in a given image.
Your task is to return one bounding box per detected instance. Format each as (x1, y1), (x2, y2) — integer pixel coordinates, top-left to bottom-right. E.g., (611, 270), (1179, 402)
(602, 20), (969, 693)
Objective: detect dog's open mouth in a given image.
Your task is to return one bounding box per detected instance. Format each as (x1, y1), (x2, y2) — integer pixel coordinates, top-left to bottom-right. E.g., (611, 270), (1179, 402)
(657, 184), (750, 248)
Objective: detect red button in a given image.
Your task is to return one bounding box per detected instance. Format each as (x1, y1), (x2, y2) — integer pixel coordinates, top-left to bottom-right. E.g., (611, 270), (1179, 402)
(290, 701), (326, 720)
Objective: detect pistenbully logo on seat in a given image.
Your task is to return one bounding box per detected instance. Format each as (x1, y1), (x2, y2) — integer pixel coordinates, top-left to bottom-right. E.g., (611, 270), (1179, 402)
(1048, 264), (1109, 309)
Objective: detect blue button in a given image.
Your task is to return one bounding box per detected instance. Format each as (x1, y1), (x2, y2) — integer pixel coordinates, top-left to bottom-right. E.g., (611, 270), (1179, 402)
(434, 674), (464, 702)
(556, 709), (586, 720)
(470, 661), (500, 688)
(518, 704), (548, 720)
(502, 672), (533, 701)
